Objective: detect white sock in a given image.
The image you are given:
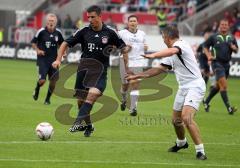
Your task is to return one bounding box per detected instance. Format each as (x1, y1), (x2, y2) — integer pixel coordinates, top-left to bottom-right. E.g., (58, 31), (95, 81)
(176, 137), (187, 147)
(120, 88), (127, 102)
(130, 90), (139, 111)
(195, 144), (205, 155)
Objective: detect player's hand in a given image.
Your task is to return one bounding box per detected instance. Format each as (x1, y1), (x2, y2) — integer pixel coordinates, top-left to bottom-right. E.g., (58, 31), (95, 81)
(230, 43), (238, 51)
(141, 54), (154, 59)
(207, 60), (212, 66)
(126, 68), (134, 75)
(52, 60), (61, 69)
(125, 74), (140, 81)
(126, 45), (132, 52)
(37, 49), (45, 56)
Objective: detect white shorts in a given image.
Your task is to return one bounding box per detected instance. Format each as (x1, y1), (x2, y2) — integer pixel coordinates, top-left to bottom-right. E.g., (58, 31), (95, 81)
(173, 87), (205, 111)
(119, 57), (143, 84)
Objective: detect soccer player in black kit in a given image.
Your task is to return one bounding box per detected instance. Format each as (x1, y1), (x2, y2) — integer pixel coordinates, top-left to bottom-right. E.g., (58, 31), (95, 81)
(32, 13), (64, 105)
(197, 31), (212, 85)
(52, 5), (129, 137)
(203, 19), (238, 114)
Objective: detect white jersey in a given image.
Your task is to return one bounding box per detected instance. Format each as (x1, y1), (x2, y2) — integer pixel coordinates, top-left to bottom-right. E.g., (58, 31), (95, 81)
(160, 40), (205, 89)
(118, 29), (147, 67)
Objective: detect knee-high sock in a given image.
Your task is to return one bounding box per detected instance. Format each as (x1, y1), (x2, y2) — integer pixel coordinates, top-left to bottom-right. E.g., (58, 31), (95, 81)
(195, 144), (205, 155)
(220, 90), (231, 109)
(77, 102), (93, 125)
(205, 87), (219, 104)
(45, 82), (55, 101)
(130, 90), (139, 111)
(35, 81), (42, 90)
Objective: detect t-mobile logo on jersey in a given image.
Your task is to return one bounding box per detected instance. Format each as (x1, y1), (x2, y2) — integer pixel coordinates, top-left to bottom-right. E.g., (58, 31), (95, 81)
(45, 41), (51, 48)
(88, 43), (103, 52)
(88, 43), (95, 52)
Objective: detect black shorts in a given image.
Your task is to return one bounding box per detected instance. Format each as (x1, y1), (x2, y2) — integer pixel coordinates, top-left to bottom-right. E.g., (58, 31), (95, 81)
(74, 65), (107, 99)
(199, 55), (210, 73)
(211, 61), (230, 80)
(37, 61), (59, 81)
(199, 59), (210, 72)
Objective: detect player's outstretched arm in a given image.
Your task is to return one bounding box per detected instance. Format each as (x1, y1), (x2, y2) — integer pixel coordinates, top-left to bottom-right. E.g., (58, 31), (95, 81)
(126, 65), (168, 81)
(142, 47), (179, 59)
(52, 42), (68, 68)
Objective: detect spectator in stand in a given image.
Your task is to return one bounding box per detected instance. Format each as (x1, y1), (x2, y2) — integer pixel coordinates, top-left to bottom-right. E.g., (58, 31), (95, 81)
(106, 15), (118, 30)
(139, 0), (149, 12)
(128, 0), (137, 12)
(156, 7), (167, 33)
(232, 7), (239, 19)
(232, 12), (240, 38)
(63, 14), (73, 29)
(56, 15), (62, 28)
(0, 27), (4, 42)
(74, 17), (84, 30)
(212, 21), (219, 33)
(120, 2), (128, 13)
(224, 11), (235, 27)
(107, 0), (122, 12)
(187, 0), (197, 17)
(63, 14), (73, 36)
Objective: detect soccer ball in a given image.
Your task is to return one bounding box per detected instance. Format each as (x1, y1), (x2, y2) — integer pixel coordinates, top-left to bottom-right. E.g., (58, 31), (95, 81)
(35, 122), (54, 141)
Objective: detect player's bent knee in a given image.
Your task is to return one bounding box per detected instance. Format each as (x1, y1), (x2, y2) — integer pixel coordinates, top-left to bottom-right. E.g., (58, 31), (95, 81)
(89, 87), (102, 95)
(38, 79), (46, 86)
(85, 88), (102, 103)
(181, 115), (192, 127)
(172, 117), (184, 127)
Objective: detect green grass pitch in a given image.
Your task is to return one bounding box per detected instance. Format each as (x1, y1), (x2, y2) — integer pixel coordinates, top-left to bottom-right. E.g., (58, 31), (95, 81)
(0, 59), (239, 168)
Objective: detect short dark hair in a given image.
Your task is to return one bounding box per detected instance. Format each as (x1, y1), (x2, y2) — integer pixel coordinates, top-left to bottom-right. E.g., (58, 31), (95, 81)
(128, 15), (138, 21)
(161, 25), (179, 39)
(87, 5), (102, 15)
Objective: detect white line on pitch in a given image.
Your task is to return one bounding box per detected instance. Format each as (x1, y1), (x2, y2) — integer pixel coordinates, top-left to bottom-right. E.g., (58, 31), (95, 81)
(0, 158), (239, 167)
(0, 141), (239, 146)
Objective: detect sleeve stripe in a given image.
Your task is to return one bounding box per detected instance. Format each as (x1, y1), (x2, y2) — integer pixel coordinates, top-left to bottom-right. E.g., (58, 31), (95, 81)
(173, 46), (182, 56)
(35, 27), (44, 38)
(161, 63), (172, 70)
(173, 45), (195, 76)
(56, 28), (62, 34)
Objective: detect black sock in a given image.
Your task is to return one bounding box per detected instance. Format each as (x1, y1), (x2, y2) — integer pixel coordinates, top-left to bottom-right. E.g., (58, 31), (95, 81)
(45, 88), (52, 101)
(35, 82), (40, 90)
(34, 82), (41, 96)
(45, 82), (56, 101)
(220, 91), (231, 109)
(205, 87), (219, 104)
(77, 102), (93, 125)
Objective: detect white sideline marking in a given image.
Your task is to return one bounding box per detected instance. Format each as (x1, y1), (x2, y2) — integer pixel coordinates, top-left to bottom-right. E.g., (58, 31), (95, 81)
(0, 141), (239, 146)
(0, 158), (239, 167)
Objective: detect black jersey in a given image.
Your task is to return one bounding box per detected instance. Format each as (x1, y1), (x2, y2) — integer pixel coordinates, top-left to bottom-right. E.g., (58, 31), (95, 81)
(31, 27), (64, 64)
(203, 33), (238, 63)
(197, 43), (208, 62)
(65, 24), (126, 67)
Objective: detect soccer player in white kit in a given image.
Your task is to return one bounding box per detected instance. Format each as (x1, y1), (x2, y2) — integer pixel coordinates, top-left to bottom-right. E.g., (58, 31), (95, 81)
(126, 25), (207, 160)
(118, 15), (148, 116)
